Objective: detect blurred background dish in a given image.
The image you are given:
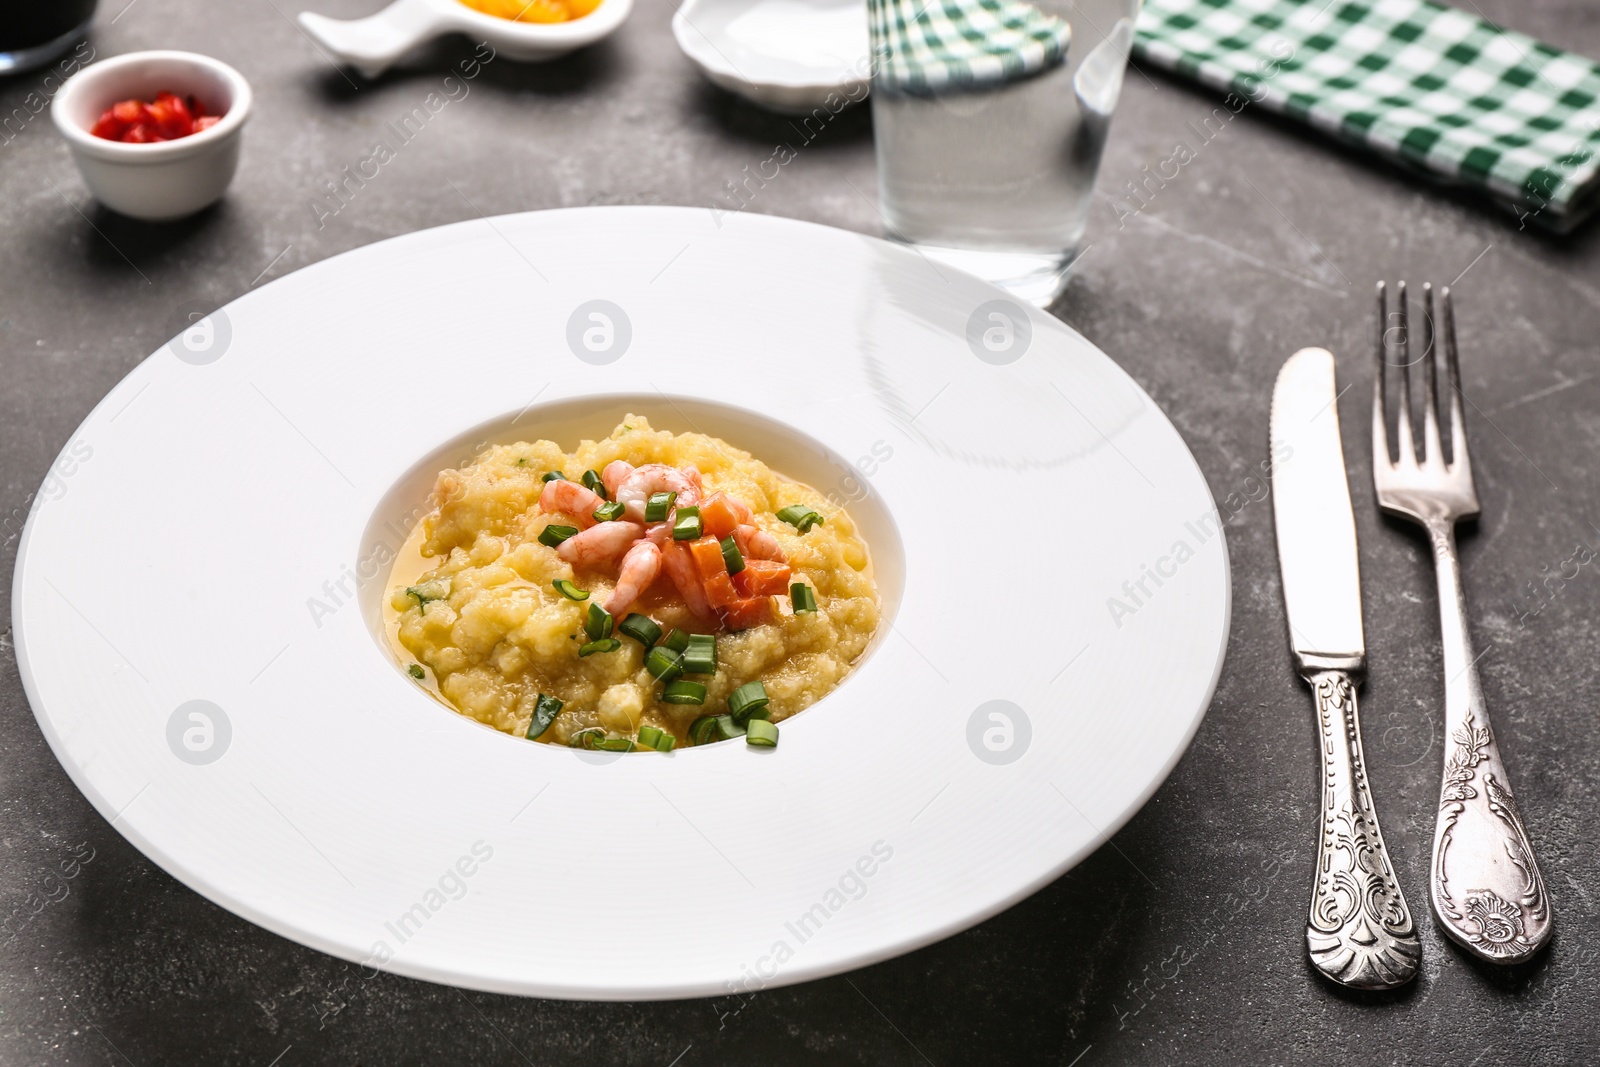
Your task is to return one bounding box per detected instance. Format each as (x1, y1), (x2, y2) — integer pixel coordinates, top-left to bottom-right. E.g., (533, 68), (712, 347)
(673, 0), (869, 114)
(50, 50), (252, 221)
(298, 0), (634, 79)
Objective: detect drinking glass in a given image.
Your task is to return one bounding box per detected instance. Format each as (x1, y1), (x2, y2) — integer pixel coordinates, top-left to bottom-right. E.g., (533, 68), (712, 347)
(869, 0), (1138, 306)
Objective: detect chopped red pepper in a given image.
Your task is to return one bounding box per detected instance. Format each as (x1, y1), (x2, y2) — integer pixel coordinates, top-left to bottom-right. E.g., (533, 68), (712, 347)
(688, 536), (727, 581)
(699, 492), (743, 540)
(722, 596), (773, 630)
(91, 92), (221, 143)
(703, 572), (738, 610)
(732, 559), (791, 598)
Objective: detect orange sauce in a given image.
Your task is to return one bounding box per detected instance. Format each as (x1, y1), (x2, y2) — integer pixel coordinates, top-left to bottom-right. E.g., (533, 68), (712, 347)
(458, 0), (600, 23)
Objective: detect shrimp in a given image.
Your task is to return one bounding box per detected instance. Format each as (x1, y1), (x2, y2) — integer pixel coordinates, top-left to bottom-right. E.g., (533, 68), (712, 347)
(660, 539), (716, 622)
(539, 477), (606, 528)
(732, 523), (786, 563)
(601, 460), (634, 497)
(603, 540), (661, 617)
(720, 492), (754, 525)
(555, 520), (644, 569)
(616, 463), (701, 523)
(682, 466), (705, 497)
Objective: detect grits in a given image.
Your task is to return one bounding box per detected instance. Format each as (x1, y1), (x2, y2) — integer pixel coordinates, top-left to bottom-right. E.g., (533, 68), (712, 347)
(386, 416), (879, 747)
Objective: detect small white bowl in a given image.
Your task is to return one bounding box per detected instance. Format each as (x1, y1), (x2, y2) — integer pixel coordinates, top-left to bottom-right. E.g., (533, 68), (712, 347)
(672, 0), (869, 115)
(51, 50), (252, 222)
(298, 0), (633, 80)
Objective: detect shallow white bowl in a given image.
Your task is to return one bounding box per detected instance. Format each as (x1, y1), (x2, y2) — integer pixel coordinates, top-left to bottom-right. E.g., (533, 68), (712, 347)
(299, 0), (633, 79)
(673, 0), (869, 114)
(51, 50), (252, 222)
(13, 206), (1229, 999)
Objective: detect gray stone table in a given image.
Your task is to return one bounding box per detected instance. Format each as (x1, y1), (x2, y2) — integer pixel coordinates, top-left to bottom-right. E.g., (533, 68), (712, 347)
(3, 0), (1599, 1063)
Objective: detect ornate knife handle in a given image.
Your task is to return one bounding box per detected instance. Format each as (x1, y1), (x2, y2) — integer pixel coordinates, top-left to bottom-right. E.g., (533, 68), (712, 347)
(1428, 526), (1552, 963)
(1303, 669), (1420, 989)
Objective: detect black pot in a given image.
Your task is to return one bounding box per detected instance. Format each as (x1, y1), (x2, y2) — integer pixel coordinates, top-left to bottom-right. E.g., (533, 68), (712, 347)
(1, 0), (99, 74)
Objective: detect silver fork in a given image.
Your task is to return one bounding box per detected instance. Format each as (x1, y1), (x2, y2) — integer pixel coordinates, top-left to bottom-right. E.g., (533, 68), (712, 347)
(1372, 281), (1553, 965)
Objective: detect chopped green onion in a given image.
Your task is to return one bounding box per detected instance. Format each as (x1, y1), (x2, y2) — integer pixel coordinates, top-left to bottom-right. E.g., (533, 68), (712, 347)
(745, 719), (779, 747)
(689, 716), (719, 746)
(672, 506), (703, 541)
(569, 727), (605, 748)
(542, 471), (566, 483)
(645, 645), (684, 682)
(645, 491), (677, 523)
(407, 664), (426, 680)
(539, 524), (579, 547)
(664, 628), (691, 653)
(728, 681), (770, 723)
(405, 584), (444, 610)
(581, 469), (608, 499)
(633, 729), (678, 755)
(719, 535), (745, 575)
(776, 505), (824, 533)
(578, 637), (621, 657)
(682, 633), (717, 675)
(594, 736), (636, 752)
(553, 579), (589, 601)
(585, 603), (613, 641)
(619, 613), (662, 647)
(790, 582), (818, 613)
(662, 680), (708, 705)
(714, 714), (745, 741)
(527, 693), (564, 739)
(593, 501), (625, 522)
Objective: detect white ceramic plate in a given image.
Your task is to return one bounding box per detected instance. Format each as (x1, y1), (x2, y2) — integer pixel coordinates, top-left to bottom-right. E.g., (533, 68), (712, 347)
(13, 207), (1228, 1000)
(673, 0), (868, 114)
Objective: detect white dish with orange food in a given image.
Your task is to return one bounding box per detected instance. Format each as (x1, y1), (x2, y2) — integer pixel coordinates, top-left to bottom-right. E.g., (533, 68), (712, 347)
(298, 0), (632, 79)
(12, 206), (1229, 999)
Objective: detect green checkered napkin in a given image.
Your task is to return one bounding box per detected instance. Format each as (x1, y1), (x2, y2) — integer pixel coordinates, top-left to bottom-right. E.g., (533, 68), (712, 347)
(868, 0), (1072, 93)
(1133, 0), (1600, 230)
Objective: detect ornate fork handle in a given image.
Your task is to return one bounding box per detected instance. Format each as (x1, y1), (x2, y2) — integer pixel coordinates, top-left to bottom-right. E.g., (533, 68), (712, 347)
(1428, 523), (1552, 962)
(1304, 669), (1420, 989)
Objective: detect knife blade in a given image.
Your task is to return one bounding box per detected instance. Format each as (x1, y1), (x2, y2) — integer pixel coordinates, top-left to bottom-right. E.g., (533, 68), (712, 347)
(1270, 347), (1419, 991)
(1271, 347), (1364, 667)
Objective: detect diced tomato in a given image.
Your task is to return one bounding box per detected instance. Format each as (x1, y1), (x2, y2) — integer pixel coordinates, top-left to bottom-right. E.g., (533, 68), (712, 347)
(699, 492), (741, 539)
(732, 559), (791, 597)
(90, 111), (124, 139)
(89, 92), (220, 143)
(722, 596), (772, 630)
(146, 92), (194, 139)
(688, 535), (727, 581)
(703, 572), (738, 610)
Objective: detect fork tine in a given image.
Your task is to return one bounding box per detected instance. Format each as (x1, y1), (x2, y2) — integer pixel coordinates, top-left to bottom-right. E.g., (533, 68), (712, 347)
(1421, 283), (1444, 466)
(1441, 286), (1470, 476)
(1395, 281), (1415, 465)
(1374, 281), (1392, 467)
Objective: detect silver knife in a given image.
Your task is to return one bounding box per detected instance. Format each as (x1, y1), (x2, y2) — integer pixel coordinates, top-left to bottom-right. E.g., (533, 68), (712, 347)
(1271, 347), (1420, 989)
